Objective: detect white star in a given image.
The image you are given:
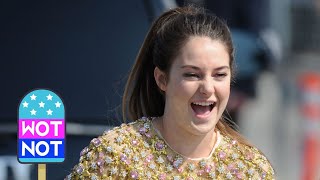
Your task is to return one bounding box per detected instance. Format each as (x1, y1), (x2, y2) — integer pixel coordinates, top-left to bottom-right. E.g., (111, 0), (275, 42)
(46, 109), (53, 115)
(46, 94), (53, 100)
(55, 101), (61, 108)
(30, 109), (36, 115)
(30, 94), (37, 100)
(22, 101), (29, 108)
(39, 101), (45, 108)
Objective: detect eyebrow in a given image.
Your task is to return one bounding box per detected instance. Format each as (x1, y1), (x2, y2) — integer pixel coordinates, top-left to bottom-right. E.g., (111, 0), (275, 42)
(180, 65), (230, 71)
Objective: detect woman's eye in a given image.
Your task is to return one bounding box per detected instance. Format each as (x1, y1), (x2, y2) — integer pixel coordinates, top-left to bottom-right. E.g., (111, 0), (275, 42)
(215, 73), (227, 78)
(183, 73), (200, 78)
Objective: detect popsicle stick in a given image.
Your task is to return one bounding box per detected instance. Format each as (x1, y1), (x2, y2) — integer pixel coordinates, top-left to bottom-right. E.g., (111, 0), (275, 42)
(38, 164), (46, 180)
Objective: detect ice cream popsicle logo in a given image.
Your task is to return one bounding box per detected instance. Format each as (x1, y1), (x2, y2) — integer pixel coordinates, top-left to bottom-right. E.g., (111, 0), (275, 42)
(18, 89), (65, 163)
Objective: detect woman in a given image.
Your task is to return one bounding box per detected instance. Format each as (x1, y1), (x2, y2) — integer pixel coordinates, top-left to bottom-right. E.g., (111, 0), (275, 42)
(66, 6), (274, 179)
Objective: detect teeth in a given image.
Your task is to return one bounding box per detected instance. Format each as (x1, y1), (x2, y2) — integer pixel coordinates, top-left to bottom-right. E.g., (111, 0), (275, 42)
(192, 102), (214, 106)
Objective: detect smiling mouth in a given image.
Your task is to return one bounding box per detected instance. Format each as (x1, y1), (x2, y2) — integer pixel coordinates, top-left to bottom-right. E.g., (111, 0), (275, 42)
(191, 102), (216, 116)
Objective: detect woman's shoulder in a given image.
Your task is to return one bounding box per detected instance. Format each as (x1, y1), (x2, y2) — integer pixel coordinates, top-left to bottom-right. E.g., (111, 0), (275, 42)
(217, 134), (275, 179)
(78, 117), (151, 159)
(98, 117), (153, 145)
(65, 117), (153, 179)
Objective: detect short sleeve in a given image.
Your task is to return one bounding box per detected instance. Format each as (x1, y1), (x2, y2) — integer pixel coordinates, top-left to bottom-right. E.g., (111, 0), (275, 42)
(251, 147), (275, 179)
(65, 132), (126, 180)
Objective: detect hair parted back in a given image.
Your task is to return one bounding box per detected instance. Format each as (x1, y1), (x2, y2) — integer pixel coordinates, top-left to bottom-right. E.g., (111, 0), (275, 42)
(122, 5), (251, 147)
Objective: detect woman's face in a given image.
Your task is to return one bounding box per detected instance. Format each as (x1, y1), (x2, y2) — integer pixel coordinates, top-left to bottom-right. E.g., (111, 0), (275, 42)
(158, 36), (231, 135)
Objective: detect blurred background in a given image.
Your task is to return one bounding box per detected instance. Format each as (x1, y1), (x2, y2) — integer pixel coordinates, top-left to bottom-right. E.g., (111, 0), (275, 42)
(1, 0), (320, 179)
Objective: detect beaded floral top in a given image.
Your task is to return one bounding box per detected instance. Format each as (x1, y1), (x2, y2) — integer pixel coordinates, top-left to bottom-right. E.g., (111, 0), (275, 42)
(66, 117), (274, 180)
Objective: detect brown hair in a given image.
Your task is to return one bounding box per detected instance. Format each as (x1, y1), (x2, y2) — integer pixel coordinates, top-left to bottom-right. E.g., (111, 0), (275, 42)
(122, 6), (252, 147)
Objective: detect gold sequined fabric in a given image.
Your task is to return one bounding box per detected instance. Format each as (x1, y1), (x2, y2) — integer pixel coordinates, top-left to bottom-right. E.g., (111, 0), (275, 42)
(66, 117), (275, 179)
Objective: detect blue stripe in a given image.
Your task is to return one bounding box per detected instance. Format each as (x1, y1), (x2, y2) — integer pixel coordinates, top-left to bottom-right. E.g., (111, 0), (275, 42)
(19, 158), (64, 163)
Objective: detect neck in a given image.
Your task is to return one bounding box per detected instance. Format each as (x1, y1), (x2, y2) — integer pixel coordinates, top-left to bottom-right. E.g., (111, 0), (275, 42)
(154, 116), (217, 159)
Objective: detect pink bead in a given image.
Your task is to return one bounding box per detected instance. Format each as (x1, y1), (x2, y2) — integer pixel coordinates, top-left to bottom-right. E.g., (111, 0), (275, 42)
(204, 166), (212, 173)
(236, 172), (244, 179)
(197, 170), (204, 176)
(158, 173), (166, 180)
(120, 154), (127, 162)
(167, 155), (173, 162)
(80, 147), (88, 156)
(145, 133), (152, 138)
(98, 152), (104, 158)
(139, 127), (146, 134)
(155, 142), (164, 150)
(228, 163), (235, 170)
(246, 152), (254, 160)
(145, 154), (153, 162)
(97, 159), (104, 166)
(219, 151), (226, 159)
(91, 138), (101, 146)
(132, 139), (138, 146)
(205, 165), (212, 173)
(130, 171), (139, 179)
(228, 163), (238, 174)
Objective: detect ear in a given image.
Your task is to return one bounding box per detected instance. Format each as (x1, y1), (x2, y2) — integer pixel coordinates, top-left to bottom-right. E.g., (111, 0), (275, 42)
(154, 67), (167, 92)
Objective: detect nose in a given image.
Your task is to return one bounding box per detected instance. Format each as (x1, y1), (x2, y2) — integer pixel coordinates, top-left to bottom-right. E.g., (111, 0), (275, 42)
(199, 78), (215, 96)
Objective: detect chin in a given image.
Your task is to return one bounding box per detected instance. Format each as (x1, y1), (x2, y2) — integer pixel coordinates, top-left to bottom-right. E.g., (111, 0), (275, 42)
(190, 118), (217, 135)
